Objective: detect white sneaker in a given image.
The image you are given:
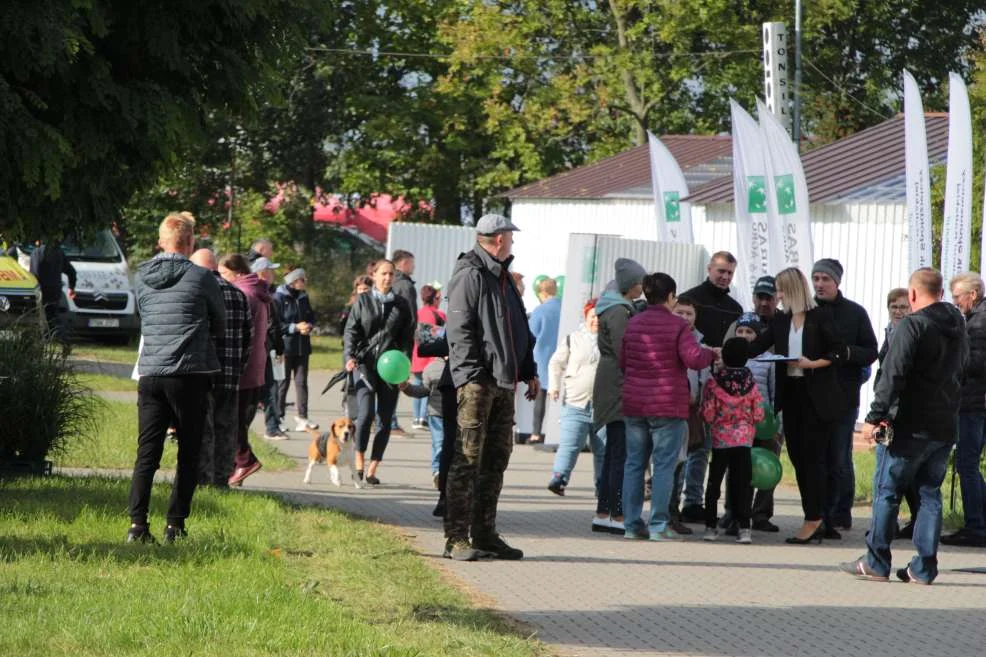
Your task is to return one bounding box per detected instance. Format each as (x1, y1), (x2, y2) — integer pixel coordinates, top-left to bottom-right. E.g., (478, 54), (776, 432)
(264, 432), (288, 441)
(294, 416), (319, 431)
(737, 528), (752, 544)
(703, 527), (718, 542)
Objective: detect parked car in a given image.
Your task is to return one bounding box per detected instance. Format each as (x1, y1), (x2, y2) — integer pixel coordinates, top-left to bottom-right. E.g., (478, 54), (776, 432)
(0, 255), (45, 335)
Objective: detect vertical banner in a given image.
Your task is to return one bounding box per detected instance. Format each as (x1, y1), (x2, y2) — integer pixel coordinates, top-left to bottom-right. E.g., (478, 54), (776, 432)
(730, 100), (777, 289)
(758, 99), (813, 270)
(762, 22), (792, 135)
(903, 70), (933, 271)
(941, 72), (973, 280)
(647, 131), (693, 243)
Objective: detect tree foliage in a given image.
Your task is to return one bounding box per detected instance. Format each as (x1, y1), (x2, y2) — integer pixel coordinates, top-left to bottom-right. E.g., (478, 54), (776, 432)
(0, 0), (314, 240)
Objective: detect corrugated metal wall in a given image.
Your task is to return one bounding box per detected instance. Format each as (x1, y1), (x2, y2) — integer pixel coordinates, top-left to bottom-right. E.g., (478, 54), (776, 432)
(385, 223), (476, 304)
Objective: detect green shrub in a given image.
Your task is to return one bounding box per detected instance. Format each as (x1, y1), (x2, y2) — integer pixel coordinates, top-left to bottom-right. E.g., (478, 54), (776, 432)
(0, 327), (98, 462)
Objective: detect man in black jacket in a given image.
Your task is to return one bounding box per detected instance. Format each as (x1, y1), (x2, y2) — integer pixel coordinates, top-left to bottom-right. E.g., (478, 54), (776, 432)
(444, 214), (538, 562)
(29, 240), (77, 342)
(812, 258), (878, 534)
(681, 251), (743, 348)
(941, 272), (986, 547)
(387, 249), (417, 435)
(841, 268), (968, 585)
(127, 213), (225, 545)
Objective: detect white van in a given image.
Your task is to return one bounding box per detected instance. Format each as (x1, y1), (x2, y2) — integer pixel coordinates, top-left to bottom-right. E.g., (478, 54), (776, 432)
(60, 229), (139, 339)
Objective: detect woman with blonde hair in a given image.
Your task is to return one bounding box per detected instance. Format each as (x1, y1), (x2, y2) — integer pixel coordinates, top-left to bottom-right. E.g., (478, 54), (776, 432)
(749, 267), (847, 544)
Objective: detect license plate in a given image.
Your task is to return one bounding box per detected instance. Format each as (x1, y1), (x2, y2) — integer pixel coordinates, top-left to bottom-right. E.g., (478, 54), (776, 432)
(88, 318), (120, 328)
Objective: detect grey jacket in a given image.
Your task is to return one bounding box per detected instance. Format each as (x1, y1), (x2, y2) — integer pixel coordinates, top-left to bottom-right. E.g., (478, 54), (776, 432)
(135, 253), (225, 376)
(447, 245), (536, 389)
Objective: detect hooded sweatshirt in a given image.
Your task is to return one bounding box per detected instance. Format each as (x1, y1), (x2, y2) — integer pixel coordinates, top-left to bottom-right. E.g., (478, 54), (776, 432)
(135, 253), (225, 376)
(234, 273), (272, 389)
(592, 287), (637, 429)
(866, 301), (969, 444)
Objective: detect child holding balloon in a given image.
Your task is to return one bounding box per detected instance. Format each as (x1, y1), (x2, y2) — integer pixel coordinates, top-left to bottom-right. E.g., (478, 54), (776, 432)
(700, 337), (765, 543)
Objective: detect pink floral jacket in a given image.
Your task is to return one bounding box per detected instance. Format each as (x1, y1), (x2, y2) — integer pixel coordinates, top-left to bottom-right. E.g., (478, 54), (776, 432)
(700, 376), (765, 449)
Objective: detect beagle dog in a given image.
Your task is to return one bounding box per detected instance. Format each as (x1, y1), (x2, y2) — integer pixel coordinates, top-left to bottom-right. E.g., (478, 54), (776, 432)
(303, 418), (356, 486)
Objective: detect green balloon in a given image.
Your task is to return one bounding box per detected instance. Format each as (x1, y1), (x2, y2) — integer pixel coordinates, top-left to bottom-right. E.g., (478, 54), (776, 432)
(751, 446), (783, 490)
(376, 349), (411, 384)
(754, 402), (780, 441)
(555, 275), (565, 298)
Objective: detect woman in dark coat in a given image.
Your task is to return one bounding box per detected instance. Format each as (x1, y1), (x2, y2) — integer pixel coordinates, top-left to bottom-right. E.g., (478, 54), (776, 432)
(344, 259), (415, 485)
(749, 267), (847, 544)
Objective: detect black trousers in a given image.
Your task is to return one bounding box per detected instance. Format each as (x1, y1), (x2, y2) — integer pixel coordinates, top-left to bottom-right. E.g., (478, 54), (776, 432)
(705, 447), (753, 529)
(354, 378), (399, 461)
(596, 421), (626, 518)
(783, 378), (833, 522)
(532, 388), (547, 436)
(199, 388), (239, 485)
(128, 375), (211, 528)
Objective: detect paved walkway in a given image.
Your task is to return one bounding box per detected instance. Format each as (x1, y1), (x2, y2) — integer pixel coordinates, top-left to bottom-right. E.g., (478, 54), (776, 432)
(89, 365), (986, 657)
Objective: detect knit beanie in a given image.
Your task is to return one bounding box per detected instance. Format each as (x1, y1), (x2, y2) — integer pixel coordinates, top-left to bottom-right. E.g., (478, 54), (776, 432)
(812, 258), (843, 286)
(284, 268), (306, 285)
(615, 258), (647, 294)
(722, 337), (749, 368)
(736, 312), (764, 336)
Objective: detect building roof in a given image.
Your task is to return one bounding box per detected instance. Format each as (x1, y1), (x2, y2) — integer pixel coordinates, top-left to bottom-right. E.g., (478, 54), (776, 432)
(503, 135), (732, 200)
(686, 113), (950, 204)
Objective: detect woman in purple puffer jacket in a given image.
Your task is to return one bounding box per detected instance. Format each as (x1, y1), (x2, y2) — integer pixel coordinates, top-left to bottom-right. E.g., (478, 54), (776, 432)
(620, 272), (719, 541)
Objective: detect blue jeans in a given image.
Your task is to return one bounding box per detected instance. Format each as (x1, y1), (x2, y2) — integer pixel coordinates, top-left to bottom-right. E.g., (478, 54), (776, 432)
(428, 414), (444, 474)
(412, 373), (427, 420)
(263, 358), (281, 434)
(683, 428), (710, 508)
(956, 413), (986, 535)
(826, 407), (858, 527)
(866, 440), (952, 582)
(623, 416), (687, 535)
(551, 403), (606, 490)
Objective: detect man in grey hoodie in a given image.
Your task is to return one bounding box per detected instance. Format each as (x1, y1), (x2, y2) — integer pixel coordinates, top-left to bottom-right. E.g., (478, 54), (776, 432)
(126, 213), (225, 545)
(444, 214), (538, 562)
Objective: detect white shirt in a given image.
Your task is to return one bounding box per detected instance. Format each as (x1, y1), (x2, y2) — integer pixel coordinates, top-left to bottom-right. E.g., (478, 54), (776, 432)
(787, 320), (805, 378)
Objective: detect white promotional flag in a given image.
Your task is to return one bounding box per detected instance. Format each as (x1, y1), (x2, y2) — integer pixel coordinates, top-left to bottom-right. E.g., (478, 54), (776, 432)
(758, 99), (813, 271)
(730, 100), (778, 291)
(941, 72), (973, 279)
(903, 70), (933, 271)
(647, 131), (693, 243)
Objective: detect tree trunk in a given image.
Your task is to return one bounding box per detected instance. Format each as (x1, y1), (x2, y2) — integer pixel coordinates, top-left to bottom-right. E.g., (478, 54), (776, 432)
(608, 0), (648, 146)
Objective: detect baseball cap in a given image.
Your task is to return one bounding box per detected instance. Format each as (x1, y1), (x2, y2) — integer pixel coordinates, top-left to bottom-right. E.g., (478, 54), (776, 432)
(753, 275), (776, 297)
(250, 257), (280, 274)
(475, 213), (520, 234)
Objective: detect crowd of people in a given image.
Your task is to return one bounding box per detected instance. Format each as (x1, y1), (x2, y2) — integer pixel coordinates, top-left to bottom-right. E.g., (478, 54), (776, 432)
(123, 210), (984, 586)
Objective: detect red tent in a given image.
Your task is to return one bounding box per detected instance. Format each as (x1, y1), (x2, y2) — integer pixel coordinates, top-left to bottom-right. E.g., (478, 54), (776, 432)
(312, 194), (415, 243)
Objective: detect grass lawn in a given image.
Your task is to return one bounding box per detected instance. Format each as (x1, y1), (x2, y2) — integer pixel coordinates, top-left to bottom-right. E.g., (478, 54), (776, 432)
(71, 336), (345, 372)
(0, 476), (546, 657)
(55, 399), (294, 472)
(76, 372), (138, 392)
(308, 334), (344, 371)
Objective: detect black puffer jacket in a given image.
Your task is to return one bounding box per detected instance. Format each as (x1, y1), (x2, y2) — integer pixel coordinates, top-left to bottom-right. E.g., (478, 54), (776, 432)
(343, 290), (415, 389)
(135, 253), (225, 376)
(446, 245), (536, 390)
(866, 302), (969, 443)
(681, 279), (743, 348)
(960, 299), (986, 413)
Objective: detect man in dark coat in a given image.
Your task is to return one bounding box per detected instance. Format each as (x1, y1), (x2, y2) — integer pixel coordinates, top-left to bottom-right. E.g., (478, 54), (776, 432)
(127, 213), (225, 545)
(812, 258), (878, 534)
(29, 240), (77, 342)
(842, 267), (967, 585)
(941, 272), (986, 547)
(444, 214), (537, 562)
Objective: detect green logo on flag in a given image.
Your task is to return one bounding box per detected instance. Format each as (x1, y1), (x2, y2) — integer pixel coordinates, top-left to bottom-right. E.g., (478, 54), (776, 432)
(775, 174), (797, 215)
(747, 176), (767, 213)
(663, 191), (681, 223)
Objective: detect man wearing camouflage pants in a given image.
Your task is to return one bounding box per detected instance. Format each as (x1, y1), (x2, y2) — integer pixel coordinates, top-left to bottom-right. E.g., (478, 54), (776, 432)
(444, 213), (539, 561)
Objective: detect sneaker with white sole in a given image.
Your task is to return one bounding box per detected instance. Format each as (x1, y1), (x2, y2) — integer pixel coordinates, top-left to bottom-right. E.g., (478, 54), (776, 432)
(294, 416), (319, 431)
(263, 431), (288, 441)
(649, 528), (683, 542)
(736, 528), (752, 544)
(703, 527), (718, 542)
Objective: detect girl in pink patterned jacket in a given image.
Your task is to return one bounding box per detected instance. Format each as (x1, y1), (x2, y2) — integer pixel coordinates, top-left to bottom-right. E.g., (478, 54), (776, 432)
(700, 337), (764, 543)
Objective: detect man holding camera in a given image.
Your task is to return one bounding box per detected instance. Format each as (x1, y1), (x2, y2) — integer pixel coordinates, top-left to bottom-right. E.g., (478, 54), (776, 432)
(841, 268), (968, 585)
